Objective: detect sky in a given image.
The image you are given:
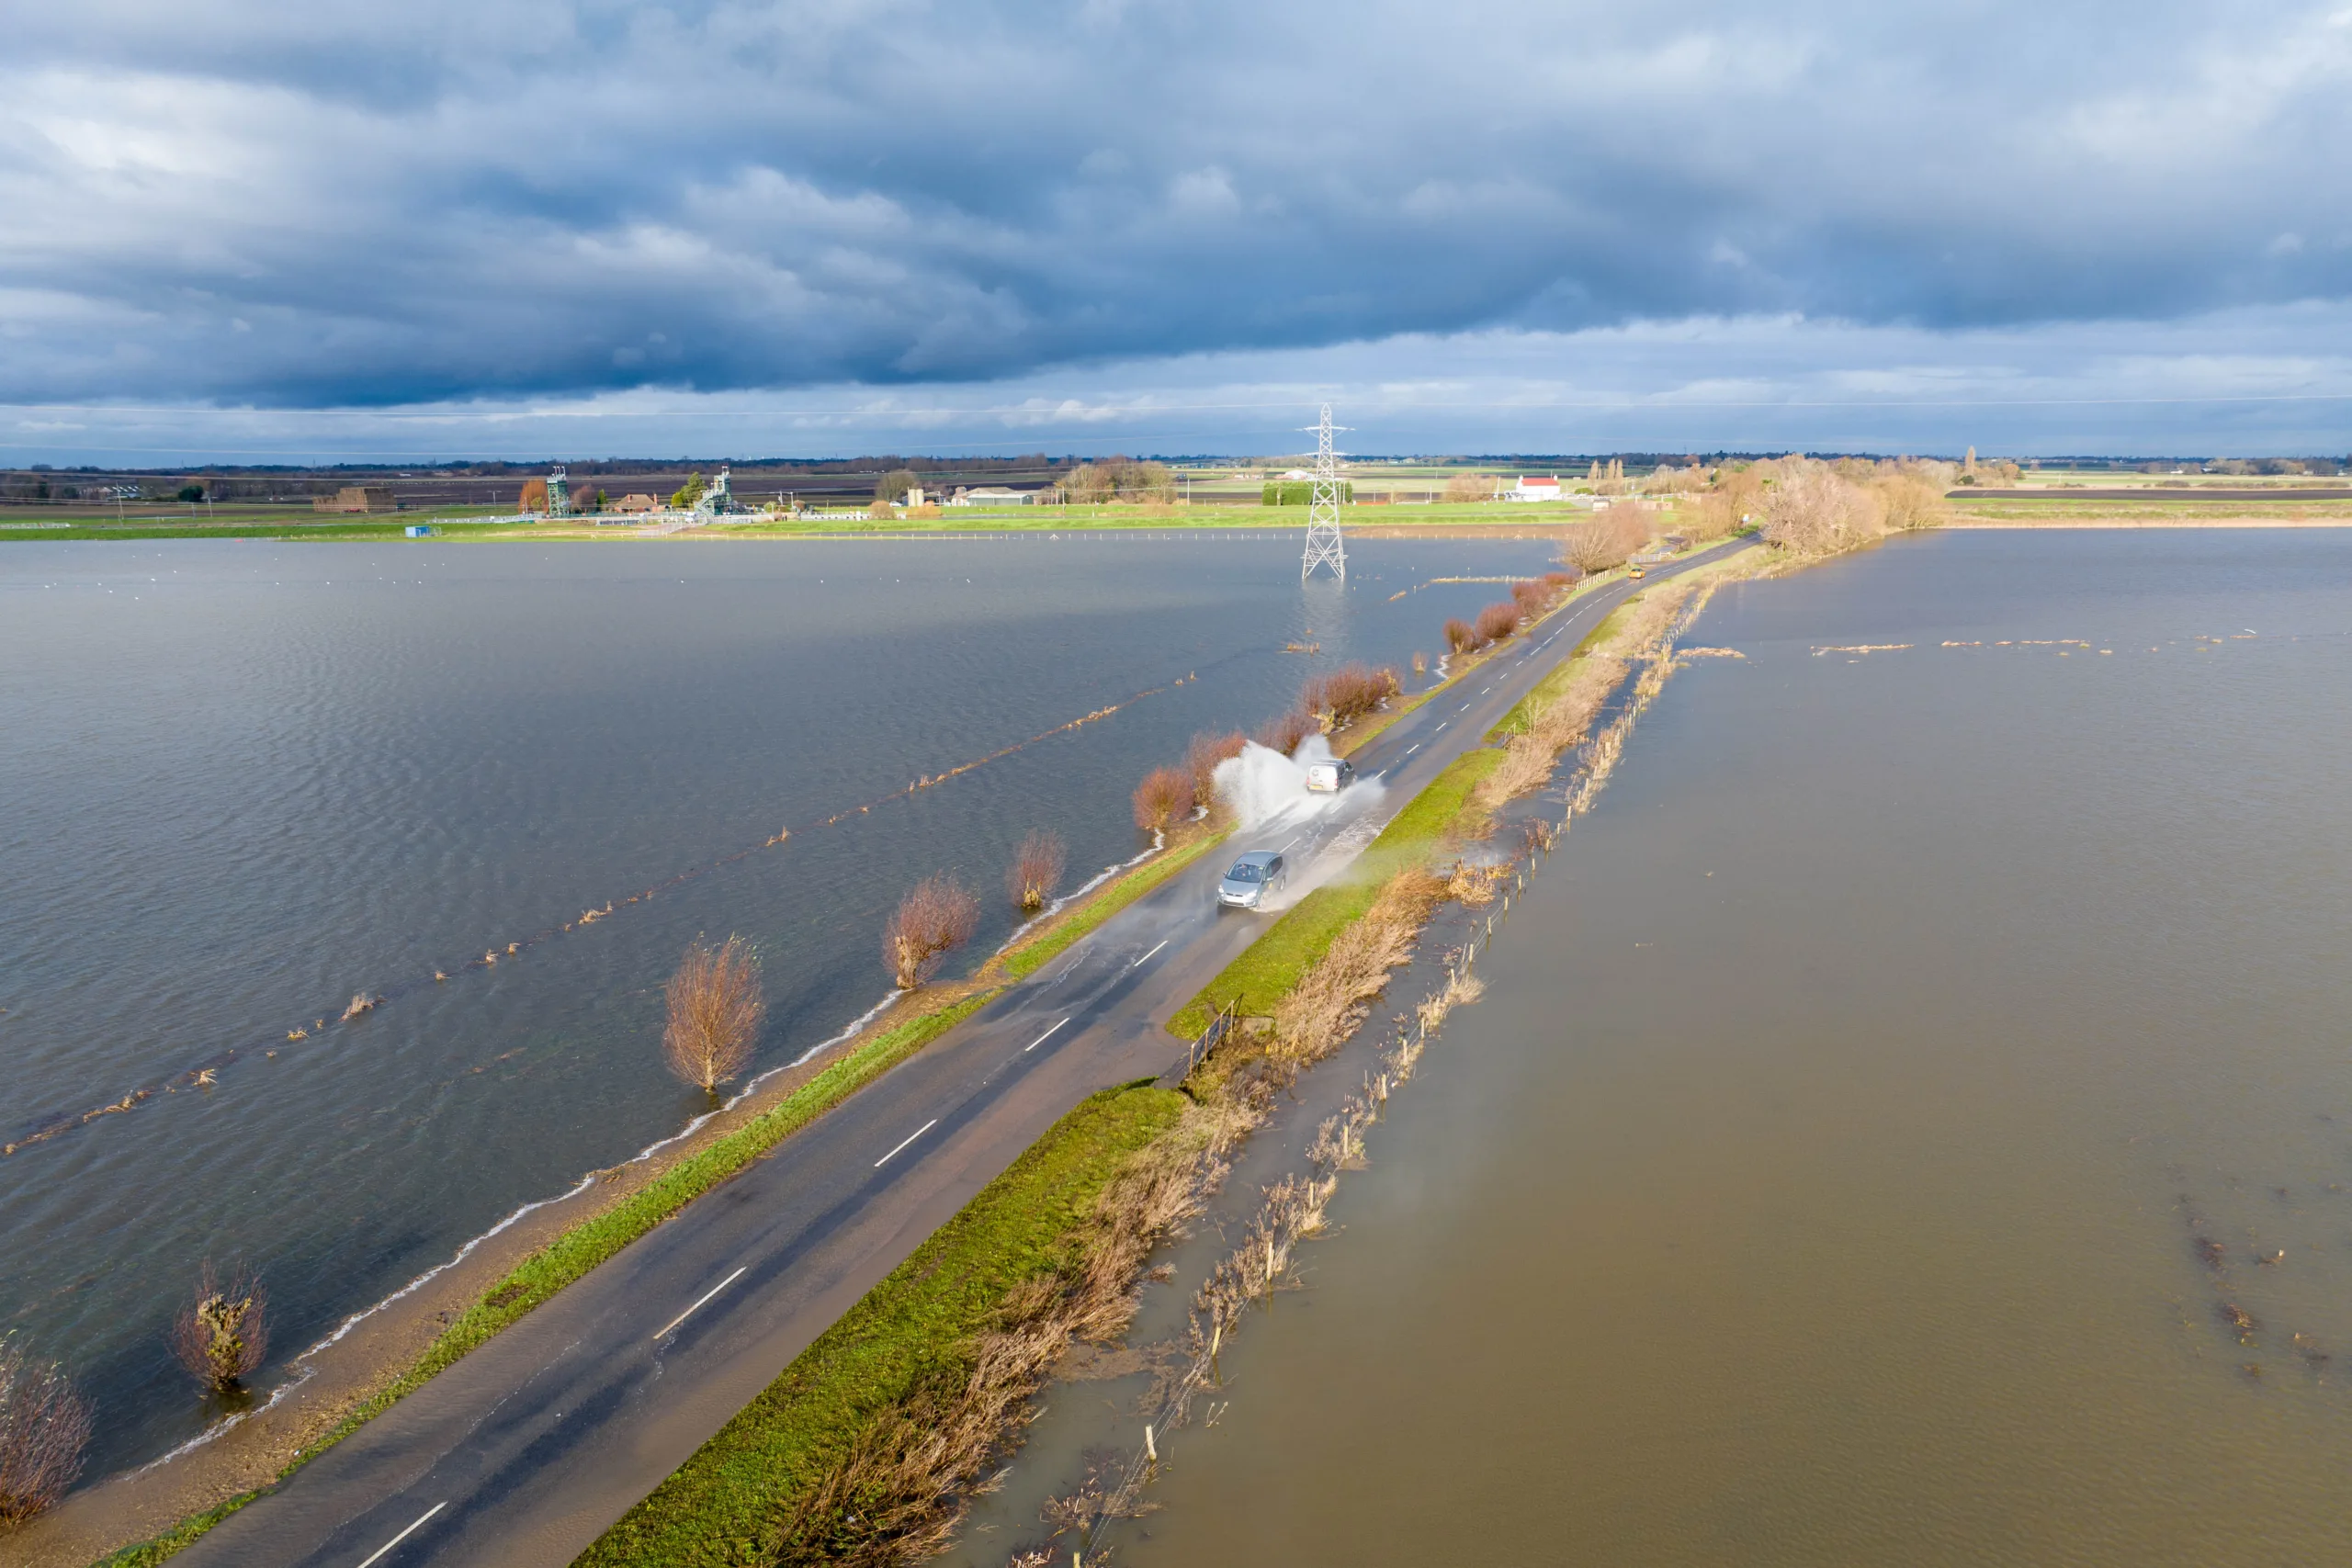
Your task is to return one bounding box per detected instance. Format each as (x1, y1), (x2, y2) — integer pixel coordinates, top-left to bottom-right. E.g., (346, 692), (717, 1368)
(6, 0), (2352, 464)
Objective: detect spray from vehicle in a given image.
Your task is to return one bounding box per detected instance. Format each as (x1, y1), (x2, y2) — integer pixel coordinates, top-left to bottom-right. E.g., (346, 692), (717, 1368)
(1211, 734), (1380, 832)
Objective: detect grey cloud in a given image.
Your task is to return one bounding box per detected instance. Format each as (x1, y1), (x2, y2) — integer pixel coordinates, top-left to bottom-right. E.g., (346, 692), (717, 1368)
(2, 0), (2350, 411)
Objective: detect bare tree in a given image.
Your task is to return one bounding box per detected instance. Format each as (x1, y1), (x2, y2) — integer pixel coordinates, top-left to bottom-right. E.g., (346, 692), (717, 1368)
(1253, 708), (1317, 757)
(1299, 664), (1400, 730)
(1761, 458), (1888, 554)
(1558, 511), (1649, 572)
(1474, 602), (1521, 643)
(1007, 829), (1066, 912)
(1442, 616), (1479, 654)
(885, 876), (979, 988)
(168, 1262), (268, 1395)
(1184, 730), (1247, 802)
(1442, 471), (1495, 502)
(662, 936), (766, 1091)
(1131, 766), (1194, 832)
(0, 1337), (91, 1527)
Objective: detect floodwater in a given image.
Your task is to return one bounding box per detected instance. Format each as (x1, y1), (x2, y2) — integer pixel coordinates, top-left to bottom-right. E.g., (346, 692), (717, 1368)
(0, 532), (1555, 1477)
(1081, 530), (2352, 1566)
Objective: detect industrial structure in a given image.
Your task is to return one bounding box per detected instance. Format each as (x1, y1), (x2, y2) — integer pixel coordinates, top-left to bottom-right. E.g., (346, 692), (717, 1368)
(1300, 404), (1347, 581)
(546, 467), (573, 517)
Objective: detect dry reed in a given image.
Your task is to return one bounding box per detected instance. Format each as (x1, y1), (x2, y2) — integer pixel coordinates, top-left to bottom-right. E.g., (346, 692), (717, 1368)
(884, 876), (979, 989)
(168, 1261), (268, 1394)
(0, 1335), (92, 1527)
(1007, 829), (1067, 913)
(662, 935), (766, 1091)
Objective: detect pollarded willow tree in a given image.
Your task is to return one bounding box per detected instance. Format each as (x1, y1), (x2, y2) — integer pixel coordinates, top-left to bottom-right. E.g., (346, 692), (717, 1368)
(662, 935), (766, 1093)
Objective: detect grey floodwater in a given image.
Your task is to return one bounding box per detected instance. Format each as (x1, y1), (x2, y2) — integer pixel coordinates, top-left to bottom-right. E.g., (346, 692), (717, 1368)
(0, 532), (1556, 1479)
(1013, 529), (2352, 1568)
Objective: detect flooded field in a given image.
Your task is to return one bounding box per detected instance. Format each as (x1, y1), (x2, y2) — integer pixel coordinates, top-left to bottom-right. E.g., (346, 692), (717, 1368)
(0, 532), (1555, 1477)
(992, 529), (2352, 1566)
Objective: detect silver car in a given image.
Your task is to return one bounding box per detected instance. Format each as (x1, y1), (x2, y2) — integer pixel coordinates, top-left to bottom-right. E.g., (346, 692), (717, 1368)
(1216, 850), (1287, 909)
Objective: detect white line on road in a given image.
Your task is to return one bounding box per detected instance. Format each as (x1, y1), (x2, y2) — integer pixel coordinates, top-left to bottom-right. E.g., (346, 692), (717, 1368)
(651, 1265), (748, 1341)
(875, 1119), (939, 1168)
(355, 1502), (447, 1568)
(1403, 743), (1420, 756)
(1023, 1017), (1069, 1052)
(1278, 834), (1301, 852)
(1433, 722), (1448, 733)
(1480, 685), (1491, 693)
(1130, 939), (1168, 969)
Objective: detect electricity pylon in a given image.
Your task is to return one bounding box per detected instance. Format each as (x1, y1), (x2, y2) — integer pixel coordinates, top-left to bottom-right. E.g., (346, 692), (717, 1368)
(1300, 404), (1347, 581)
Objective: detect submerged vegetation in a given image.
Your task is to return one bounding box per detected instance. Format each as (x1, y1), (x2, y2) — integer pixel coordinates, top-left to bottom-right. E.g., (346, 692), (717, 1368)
(167, 1264), (269, 1397)
(0, 1334), (92, 1528)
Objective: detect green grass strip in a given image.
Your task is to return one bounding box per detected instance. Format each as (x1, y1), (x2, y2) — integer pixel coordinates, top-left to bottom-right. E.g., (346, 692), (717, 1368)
(577, 1081), (1188, 1567)
(1166, 748), (1505, 1038)
(93, 992), (995, 1568)
(998, 832), (1226, 979)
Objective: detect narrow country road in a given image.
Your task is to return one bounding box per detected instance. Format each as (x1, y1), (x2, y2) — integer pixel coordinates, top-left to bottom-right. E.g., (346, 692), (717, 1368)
(175, 537), (1751, 1568)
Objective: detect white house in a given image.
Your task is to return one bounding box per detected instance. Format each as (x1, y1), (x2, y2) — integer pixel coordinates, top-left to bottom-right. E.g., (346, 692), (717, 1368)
(1510, 475), (1563, 502)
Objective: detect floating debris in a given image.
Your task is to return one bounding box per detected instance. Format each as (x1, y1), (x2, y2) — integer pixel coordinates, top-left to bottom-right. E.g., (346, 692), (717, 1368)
(194, 1068), (217, 1088)
(341, 993), (383, 1021)
(2221, 1302), (2259, 1342)
(1811, 643), (1912, 656)
(1679, 647), (1747, 659)
(286, 1028), (308, 1042)
(2193, 1236), (2226, 1270)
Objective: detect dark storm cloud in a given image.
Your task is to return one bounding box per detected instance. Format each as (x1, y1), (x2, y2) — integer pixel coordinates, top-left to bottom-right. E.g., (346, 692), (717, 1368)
(4, 0), (2351, 408)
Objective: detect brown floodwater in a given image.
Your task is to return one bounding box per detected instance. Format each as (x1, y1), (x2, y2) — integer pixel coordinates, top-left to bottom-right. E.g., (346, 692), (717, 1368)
(1090, 530), (2352, 1566)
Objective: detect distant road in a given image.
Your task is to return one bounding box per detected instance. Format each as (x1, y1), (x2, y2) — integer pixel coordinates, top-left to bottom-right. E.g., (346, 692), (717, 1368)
(1951, 487), (2352, 502)
(174, 537), (1754, 1568)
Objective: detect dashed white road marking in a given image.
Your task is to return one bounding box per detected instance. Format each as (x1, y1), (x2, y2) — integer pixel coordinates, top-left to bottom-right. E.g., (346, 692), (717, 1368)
(875, 1119), (940, 1168)
(356, 1502), (447, 1568)
(1024, 1018), (1069, 1052)
(1130, 939), (1168, 969)
(652, 1266), (748, 1341)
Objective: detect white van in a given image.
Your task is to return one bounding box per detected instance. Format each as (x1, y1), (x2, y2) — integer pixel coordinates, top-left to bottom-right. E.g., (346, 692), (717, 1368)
(1304, 759), (1355, 793)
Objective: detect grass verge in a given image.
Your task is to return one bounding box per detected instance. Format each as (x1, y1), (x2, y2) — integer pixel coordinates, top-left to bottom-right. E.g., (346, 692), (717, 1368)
(1167, 747), (1504, 1038)
(993, 831), (1226, 980)
(91, 991), (997, 1567)
(575, 1081), (1189, 1567)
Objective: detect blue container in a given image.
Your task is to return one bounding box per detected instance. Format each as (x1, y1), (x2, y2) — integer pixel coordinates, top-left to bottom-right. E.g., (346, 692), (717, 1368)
(404, 525), (435, 537)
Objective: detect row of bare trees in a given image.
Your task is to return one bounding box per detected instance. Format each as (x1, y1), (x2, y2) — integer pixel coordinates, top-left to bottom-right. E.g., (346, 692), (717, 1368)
(1442, 573), (1578, 656)
(0, 1258), (278, 1527)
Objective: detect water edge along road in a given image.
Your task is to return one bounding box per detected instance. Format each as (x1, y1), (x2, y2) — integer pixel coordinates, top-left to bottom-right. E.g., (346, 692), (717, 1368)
(173, 538), (1753, 1568)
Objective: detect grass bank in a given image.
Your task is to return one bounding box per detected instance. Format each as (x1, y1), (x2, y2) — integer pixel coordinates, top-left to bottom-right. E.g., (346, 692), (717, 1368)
(576, 1081), (1190, 1567)
(94, 993), (996, 1567)
(1166, 747), (1504, 1039)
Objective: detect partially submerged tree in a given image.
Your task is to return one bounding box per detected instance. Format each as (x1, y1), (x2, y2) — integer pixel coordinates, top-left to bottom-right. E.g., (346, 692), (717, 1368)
(1132, 766), (1194, 833)
(168, 1262), (268, 1395)
(885, 876), (979, 988)
(1442, 616), (1480, 654)
(1474, 601), (1521, 643)
(1253, 708), (1317, 758)
(0, 1336), (91, 1527)
(1300, 664), (1399, 730)
(662, 935), (766, 1092)
(1007, 829), (1066, 912)
(1184, 730), (1247, 803)
(1761, 458), (1888, 554)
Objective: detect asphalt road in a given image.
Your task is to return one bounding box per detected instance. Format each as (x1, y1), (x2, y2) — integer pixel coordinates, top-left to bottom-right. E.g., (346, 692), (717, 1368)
(176, 538), (1751, 1568)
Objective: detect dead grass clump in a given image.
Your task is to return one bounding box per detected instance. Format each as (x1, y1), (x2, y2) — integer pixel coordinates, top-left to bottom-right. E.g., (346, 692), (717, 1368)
(169, 1261), (268, 1394)
(662, 935), (766, 1091)
(1300, 663), (1399, 731)
(0, 1336), (91, 1527)
(1474, 601), (1521, 644)
(1132, 766), (1194, 832)
(1007, 829), (1067, 913)
(884, 876), (979, 989)
(1183, 731), (1246, 803)
(1253, 708), (1317, 758)
(1442, 616), (1480, 654)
